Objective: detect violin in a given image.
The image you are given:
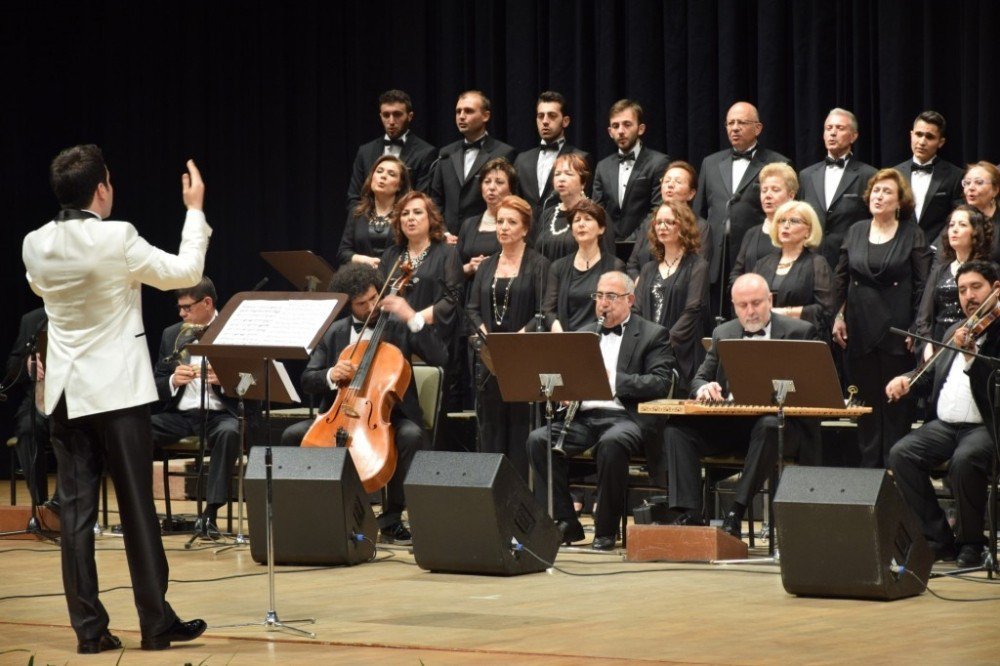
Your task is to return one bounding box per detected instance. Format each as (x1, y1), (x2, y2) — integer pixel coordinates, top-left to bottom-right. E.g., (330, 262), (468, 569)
(301, 260), (413, 493)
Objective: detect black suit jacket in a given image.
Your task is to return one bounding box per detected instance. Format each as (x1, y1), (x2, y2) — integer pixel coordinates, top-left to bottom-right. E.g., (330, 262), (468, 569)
(798, 158), (878, 267)
(690, 313), (819, 397)
(514, 142), (590, 219)
(430, 135), (518, 234)
(153, 321), (240, 415)
(300, 316), (448, 425)
(693, 147), (792, 281)
(894, 158), (965, 248)
(346, 132), (438, 212)
(592, 144), (671, 241)
(6, 307), (47, 385)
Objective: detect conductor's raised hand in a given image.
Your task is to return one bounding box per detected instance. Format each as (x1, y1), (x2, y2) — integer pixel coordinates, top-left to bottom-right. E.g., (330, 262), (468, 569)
(182, 159), (205, 210)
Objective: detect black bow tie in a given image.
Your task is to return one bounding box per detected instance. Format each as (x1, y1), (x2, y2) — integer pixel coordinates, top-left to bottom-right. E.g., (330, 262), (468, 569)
(463, 139), (484, 151)
(825, 156), (847, 168)
(911, 161), (934, 174)
(618, 151), (636, 164)
(352, 321), (372, 334)
(742, 328), (766, 338)
(601, 324), (624, 336)
(540, 142), (561, 152)
(384, 137), (405, 148)
(732, 148), (754, 161)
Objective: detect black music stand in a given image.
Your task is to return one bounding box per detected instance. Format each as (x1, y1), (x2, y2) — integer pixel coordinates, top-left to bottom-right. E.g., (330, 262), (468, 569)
(260, 250), (335, 292)
(486, 331), (612, 521)
(189, 290), (344, 639)
(713, 339), (845, 562)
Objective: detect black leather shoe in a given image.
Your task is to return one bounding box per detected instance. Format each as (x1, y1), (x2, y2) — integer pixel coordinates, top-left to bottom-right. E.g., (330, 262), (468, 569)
(957, 544), (985, 568)
(380, 522), (412, 545)
(671, 511), (708, 527)
(721, 511), (742, 539)
(140, 618), (207, 651)
(555, 519), (585, 544)
(41, 498), (61, 517)
(591, 536), (616, 551)
(77, 631), (121, 654)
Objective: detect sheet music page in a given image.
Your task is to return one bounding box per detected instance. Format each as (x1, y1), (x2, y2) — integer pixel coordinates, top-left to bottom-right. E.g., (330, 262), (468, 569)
(213, 299), (339, 349)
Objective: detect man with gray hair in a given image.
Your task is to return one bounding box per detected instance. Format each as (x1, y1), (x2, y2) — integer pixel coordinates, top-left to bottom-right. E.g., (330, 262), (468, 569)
(798, 108), (877, 266)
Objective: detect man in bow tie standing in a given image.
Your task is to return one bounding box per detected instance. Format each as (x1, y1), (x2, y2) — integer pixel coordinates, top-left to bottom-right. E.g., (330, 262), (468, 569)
(662, 273), (819, 539)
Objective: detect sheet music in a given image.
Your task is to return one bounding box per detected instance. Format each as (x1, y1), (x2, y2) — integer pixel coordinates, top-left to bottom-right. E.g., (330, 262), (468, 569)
(213, 299), (339, 349)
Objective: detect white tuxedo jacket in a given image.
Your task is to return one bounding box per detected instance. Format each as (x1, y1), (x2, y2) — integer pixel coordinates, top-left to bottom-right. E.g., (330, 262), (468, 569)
(22, 210), (211, 419)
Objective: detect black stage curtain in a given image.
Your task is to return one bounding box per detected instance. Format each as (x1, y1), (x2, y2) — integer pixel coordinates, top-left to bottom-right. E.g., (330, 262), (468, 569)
(2, 1), (998, 431)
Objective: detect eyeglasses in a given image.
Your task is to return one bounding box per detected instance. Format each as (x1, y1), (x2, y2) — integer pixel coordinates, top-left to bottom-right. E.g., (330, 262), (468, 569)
(962, 178), (990, 188)
(654, 219), (677, 228)
(724, 119), (759, 128)
(178, 297), (206, 313)
(778, 218), (808, 227)
(591, 292), (629, 302)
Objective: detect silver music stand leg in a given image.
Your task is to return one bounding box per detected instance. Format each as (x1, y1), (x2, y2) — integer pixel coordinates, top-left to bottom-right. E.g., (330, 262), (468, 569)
(538, 373), (564, 518)
(216, 372), (256, 554)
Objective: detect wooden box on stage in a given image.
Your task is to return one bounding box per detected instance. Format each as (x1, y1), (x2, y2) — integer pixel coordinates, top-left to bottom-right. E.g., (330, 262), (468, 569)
(625, 524), (748, 562)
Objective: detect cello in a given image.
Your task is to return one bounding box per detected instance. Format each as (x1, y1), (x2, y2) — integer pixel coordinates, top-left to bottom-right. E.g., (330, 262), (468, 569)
(301, 261), (413, 493)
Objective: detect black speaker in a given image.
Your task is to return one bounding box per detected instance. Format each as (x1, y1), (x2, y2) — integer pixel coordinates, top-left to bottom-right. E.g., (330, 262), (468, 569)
(245, 447), (376, 566)
(404, 451), (560, 575)
(774, 466), (933, 600)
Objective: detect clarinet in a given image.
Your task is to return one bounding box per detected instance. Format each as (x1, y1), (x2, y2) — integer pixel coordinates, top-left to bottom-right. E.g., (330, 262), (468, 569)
(552, 316), (604, 456)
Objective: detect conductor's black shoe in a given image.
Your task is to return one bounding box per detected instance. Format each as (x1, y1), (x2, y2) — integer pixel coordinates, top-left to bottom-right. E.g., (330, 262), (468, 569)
(77, 631), (121, 654)
(721, 511), (742, 540)
(555, 518), (585, 544)
(380, 522), (412, 545)
(140, 618), (207, 651)
(957, 544), (985, 568)
(591, 536), (616, 551)
(670, 511), (707, 527)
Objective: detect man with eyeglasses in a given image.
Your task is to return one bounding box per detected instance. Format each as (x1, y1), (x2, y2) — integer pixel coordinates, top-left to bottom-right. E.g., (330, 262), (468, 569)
(526, 271), (675, 550)
(694, 102), (791, 315)
(662, 273), (819, 540)
(151, 276), (240, 536)
(798, 108), (878, 267)
(893, 111), (964, 250)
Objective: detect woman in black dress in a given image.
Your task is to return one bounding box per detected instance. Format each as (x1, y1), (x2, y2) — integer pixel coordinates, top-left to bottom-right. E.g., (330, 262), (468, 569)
(730, 162), (798, 284)
(457, 158), (516, 281)
(960, 161), (1000, 261)
(626, 160), (712, 278)
(533, 153), (601, 262)
(754, 200), (834, 332)
(468, 195), (550, 480)
(832, 169), (932, 468)
(337, 155), (411, 268)
(634, 200), (712, 390)
(915, 205), (992, 348)
(542, 199), (624, 333)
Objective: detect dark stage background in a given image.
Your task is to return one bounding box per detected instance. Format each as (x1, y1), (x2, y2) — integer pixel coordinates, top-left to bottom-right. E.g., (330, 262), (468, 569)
(2, 0), (998, 443)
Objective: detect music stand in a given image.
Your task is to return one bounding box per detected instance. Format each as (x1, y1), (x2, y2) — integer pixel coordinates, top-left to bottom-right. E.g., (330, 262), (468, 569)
(260, 250), (335, 292)
(190, 290), (344, 639)
(486, 332), (612, 519)
(713, 339), (845, 563)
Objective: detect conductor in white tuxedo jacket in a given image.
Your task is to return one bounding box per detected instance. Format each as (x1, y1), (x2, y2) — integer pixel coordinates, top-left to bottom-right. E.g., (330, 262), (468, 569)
(22, 145), (209, 653)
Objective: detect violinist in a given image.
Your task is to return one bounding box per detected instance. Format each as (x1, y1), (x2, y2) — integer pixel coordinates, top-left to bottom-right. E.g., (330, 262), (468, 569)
(886, 260), (1000, 567)
(281, 264), (448, 545)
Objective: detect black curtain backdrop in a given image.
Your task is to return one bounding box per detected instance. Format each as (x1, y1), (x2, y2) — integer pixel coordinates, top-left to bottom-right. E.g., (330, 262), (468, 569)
(3, 0), (999, 431)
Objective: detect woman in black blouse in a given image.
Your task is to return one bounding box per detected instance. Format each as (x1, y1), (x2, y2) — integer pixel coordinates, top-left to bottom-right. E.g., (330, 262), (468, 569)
(915, 205), (992, 347)
(634, 201), (712, 390)
(457, 158), (516, 281)
(337, 155), (412, 268)
(533, 153), (606, 262)
(960, 161), (1000, 261)
(542, 199), (624, 333)
(468, 195), (550, 480)
(832, 169), (932, 468)
(754, 200), (834, 333)
(730, 162), (798, 284)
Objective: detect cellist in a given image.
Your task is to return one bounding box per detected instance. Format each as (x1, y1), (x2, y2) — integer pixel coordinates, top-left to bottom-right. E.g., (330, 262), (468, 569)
(280, 263), (448, 545)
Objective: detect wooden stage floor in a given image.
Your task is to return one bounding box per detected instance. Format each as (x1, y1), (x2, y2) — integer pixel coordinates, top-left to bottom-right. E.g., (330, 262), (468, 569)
(1, 483), (999, 665)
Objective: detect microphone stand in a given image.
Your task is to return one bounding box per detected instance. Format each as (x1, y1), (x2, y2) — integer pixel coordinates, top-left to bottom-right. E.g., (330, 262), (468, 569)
(186, 354), (217, 547)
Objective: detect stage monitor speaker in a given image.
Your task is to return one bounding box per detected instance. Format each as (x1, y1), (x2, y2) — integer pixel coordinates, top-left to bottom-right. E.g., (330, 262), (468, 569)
(774, 466), (933, 600)
(245, 447), (376, 566)
(404, 451), (559, 576)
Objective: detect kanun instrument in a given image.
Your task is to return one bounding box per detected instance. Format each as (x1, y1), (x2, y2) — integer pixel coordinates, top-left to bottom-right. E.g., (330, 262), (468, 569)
(638, 399), (871, 418)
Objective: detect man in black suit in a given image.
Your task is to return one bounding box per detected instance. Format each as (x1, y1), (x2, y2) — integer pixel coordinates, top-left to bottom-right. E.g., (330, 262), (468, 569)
(430, 90), (517, 236)
(281, 264), (448, 545)
(887, 260), (1000, 568)
(663, 273), (819, 538)
(514, 91), (590, 220)
(526, 271), (675, 550)
(798, 108), (878, 267)
(693, 102), (791, 309)
(346, 89), (437, 212)
(152, 277), (240, 532)
(893, 110), (964, 250)
(592, 99), (670, 242)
